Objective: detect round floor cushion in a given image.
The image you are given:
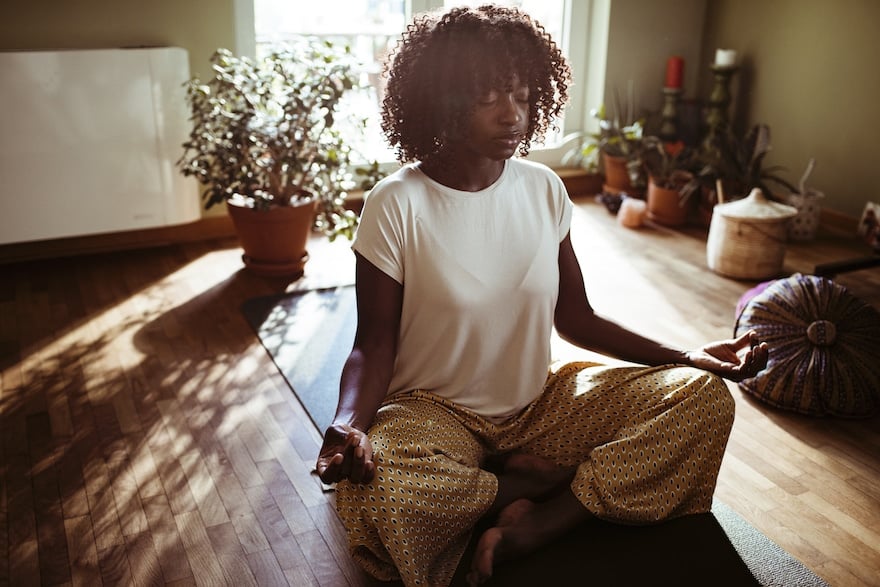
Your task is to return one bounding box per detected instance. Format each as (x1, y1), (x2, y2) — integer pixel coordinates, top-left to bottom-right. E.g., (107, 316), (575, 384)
(734, 273), (880, 417)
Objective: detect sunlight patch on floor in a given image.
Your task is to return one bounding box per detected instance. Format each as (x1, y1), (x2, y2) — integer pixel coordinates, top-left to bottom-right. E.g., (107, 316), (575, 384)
(569, 206), (711, 353)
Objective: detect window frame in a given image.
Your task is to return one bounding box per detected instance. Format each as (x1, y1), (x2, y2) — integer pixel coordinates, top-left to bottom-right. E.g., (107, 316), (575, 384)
(233, 0), (605, 169)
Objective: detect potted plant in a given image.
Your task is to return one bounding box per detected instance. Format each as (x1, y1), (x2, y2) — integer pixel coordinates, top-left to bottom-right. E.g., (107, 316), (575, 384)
(694, 123), (797, 225)
(177, 41), (362, 277)
(559, 131), (604, 196)
(639, 136), (699, 227)
(593, 91), (647, 196)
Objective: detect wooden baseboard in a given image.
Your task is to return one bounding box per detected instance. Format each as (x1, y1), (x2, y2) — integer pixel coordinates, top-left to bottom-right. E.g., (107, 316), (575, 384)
(0, 215), (237, 265)
(818, 207), (859, 237)
(0, 175), (861, 264)
(554, 167), (604, 198)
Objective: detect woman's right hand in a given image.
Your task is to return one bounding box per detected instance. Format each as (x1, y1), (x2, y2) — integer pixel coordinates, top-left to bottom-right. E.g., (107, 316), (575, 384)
(316, 423), (375, 485)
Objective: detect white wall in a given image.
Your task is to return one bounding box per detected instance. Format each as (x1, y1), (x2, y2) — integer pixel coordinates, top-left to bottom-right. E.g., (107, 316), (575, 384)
(0, 47), (201, 244)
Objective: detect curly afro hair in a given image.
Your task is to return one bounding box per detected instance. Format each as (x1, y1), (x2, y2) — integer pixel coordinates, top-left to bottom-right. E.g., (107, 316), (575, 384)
(380, 4), (571, 164)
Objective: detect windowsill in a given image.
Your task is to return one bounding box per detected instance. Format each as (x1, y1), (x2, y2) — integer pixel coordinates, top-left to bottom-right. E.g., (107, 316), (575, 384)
(553, 167), (604, 198)
(344, 167), (603, 212)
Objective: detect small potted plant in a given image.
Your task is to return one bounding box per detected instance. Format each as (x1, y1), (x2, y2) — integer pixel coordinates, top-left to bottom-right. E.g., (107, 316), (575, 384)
(178, 41), (362, 277)
(559, 130), (605, 196)
(639, 136), (699, 227)
(593, 91), (647, 196)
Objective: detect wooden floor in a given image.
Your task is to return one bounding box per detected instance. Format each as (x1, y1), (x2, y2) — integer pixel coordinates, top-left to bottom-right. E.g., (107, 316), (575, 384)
(1, 198), (878, 586)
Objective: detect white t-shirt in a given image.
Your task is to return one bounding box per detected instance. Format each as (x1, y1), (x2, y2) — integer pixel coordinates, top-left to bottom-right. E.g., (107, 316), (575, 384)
(352, 158), (573, 420)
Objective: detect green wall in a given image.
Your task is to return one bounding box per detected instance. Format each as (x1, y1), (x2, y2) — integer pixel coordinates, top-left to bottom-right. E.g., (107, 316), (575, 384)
(701, 0), (880, 219)
(0, 0), (236, 80)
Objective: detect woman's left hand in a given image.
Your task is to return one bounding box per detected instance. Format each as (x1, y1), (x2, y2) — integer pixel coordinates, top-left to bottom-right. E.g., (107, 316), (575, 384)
(686, 330), (769, 382)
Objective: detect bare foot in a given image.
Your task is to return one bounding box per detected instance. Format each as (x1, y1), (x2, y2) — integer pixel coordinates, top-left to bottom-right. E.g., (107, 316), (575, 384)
(504, 453), (574, 488)
(468, 490), (590, 585)
(468, 499), (538, 585)
(488, 453), (574, 516)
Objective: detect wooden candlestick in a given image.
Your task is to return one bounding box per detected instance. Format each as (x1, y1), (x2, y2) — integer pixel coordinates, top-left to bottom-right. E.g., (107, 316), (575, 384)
(702, 64), (739, 154)
(660, 87), (682, 141)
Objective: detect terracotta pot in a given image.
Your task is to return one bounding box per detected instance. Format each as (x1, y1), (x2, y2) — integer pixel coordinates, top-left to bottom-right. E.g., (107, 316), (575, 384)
(226, 196), (317, 278)
(602, 153), (636, 195)
(647, 175), (690, 227)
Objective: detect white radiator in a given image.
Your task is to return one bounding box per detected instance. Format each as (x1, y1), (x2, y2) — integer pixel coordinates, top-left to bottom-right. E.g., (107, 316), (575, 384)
(0, 47), (200, 245)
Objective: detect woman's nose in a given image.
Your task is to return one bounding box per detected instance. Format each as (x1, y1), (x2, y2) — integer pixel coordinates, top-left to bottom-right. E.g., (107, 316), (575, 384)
(498, 94), (523, 124)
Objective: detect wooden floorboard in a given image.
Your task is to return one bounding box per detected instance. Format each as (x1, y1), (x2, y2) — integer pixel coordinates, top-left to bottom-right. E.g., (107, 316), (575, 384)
(1, 198), (878, 586)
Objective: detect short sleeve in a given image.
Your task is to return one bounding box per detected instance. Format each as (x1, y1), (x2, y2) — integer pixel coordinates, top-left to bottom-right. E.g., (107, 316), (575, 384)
(558, 188), (573, 241)
(351, 181), (407, 284)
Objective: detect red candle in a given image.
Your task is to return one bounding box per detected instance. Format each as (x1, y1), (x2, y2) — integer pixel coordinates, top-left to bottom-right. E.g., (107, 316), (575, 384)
(665, 56), (684, 89)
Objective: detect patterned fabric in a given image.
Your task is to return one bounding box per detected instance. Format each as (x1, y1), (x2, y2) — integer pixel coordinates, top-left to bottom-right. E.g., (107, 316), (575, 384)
(734, 273), (880, 417)
(334, 362), (735, 586)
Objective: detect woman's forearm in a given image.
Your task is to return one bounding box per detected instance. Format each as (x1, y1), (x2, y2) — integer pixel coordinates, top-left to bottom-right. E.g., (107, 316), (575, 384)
(331, 253), (404, 434)
(558, 313), (690, 368)
(555, 236), (689, 368)
(332, 345), (395, 433)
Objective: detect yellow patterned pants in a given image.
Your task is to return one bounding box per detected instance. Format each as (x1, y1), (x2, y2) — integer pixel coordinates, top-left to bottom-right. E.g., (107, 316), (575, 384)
(334, 362), (735, 586)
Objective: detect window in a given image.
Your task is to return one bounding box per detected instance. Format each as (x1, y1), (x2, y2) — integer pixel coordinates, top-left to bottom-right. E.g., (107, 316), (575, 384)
(248, 0), (590, 167)
(253, 0), (406, 163)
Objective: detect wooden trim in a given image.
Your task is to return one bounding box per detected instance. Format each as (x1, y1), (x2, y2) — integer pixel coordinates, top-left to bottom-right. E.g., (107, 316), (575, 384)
(819, 207), (859, 237)
(0, 174), (861, 264)
(0, 215), (237, 264)
(554, 167), (604, 198)
(0, 189), (369, 264)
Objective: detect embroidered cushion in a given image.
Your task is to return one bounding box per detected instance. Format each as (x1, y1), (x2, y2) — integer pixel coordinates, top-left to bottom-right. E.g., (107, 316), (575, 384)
(734, 273), (880, 417)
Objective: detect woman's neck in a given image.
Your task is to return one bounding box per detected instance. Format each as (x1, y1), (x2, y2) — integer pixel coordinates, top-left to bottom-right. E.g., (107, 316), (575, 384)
(419, 152), (506, 192)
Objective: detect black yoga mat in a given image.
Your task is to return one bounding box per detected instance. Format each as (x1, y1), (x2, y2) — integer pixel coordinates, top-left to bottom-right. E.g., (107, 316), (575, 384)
(242, 285), (829, 587)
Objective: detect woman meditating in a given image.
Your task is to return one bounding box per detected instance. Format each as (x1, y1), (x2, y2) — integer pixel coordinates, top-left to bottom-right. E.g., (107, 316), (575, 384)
(315, 5), (769, 586)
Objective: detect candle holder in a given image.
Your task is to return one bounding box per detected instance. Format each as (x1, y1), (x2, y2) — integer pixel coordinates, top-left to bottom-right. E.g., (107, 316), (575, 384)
(659, 87), (682, 141)
(702, 64), (739, 154)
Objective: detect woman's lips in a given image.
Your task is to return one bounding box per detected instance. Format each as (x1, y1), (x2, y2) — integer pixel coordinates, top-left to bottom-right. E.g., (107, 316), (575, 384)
(494, 133), (521, 147)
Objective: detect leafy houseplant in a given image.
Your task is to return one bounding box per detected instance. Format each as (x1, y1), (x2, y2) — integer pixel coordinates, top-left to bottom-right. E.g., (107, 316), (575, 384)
(639, 136), (699, 227)
(560, 131), (601, 174)
(594, 102), (645, 160)
(558, 131), (605, 197)
(178, 41), (362, 276)
(592, 99), (647, 195)
(700, 123), (796, 203)
(640, 137), (697, 190)
(691, 123), (796, 228)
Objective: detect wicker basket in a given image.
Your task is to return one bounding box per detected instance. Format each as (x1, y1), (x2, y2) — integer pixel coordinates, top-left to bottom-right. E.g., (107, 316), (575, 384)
(706, 188), (798, 280)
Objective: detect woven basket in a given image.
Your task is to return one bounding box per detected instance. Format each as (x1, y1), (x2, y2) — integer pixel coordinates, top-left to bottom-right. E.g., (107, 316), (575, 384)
(707, 188), (798, 280)
(734, 273), (880, 417)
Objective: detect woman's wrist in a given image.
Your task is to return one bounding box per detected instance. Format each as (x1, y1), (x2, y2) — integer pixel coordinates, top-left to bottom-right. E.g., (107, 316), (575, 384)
(678, 349), (695, 367)
(330, 410), (372, 434)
